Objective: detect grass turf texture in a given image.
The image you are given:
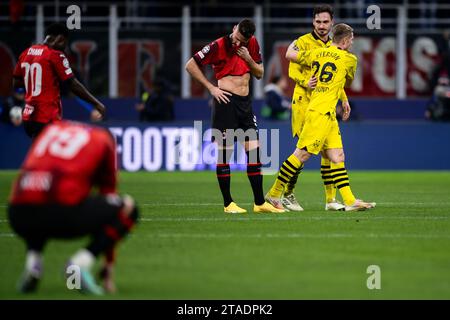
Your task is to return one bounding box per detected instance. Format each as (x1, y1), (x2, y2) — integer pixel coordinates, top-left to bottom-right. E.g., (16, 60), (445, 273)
(0, 170), (449, 299)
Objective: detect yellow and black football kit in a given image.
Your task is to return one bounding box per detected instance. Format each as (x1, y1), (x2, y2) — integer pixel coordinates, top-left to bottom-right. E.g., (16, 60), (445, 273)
(294, 45), (357, 154)
(289, 31), (348, 138)
(268, 45), (359, 205)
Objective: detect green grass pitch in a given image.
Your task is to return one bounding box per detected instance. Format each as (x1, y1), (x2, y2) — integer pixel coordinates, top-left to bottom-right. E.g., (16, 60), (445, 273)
(1, 170), (449, 299)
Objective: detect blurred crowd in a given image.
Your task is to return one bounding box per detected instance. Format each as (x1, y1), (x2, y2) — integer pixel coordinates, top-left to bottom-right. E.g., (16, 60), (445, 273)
(426, 30), (450, 121)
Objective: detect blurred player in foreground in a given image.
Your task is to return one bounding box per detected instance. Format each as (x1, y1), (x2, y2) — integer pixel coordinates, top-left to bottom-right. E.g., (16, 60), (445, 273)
(12, 23), (105, 139)
(185, 18), (283, 213)
(268, 24), (375, 211)
(7, 120), (139, 295)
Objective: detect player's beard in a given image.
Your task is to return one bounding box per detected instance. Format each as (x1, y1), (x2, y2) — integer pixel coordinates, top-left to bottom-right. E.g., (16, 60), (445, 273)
(316, 28), (328, 36)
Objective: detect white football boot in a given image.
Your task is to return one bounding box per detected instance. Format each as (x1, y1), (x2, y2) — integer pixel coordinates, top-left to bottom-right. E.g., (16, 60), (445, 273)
(281, 193), (304, 211)
(325, 199), (345, 211)
(344, 199), (376, 212)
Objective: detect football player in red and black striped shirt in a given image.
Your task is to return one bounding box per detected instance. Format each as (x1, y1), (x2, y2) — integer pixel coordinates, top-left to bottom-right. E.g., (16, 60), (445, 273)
(186, 19), (284, 214)
(8, 120), (139, 295)
(13, 23), (106, 139)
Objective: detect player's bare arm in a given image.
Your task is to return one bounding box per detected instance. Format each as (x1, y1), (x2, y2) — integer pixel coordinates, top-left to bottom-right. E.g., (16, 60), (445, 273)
(67, 77), (106, 117)
(236, 46), (263, 79)
(185, 57), (232, 104)
(285, 40), (299, 62)
(341, 100), (351, 121)
(342, 78), (353, 120)
(286, 40), (315, 89)
(344, 76), (354, 88)
(341, 83), (350, 121)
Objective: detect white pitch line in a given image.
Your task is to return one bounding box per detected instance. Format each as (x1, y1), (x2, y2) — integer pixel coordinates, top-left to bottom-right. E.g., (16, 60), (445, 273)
(138, 202), (450, 207)
(378, 202), (450, 206)
(0, 232), (449, 239)
(147, 232), (450, 239)
(1, 202), (449, 208)
(0, 233), (15, 237)
(0, 216), (448, 224)
(137, 216), (450, 222)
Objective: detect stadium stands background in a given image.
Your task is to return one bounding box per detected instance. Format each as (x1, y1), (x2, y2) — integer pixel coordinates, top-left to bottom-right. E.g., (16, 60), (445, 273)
(1, 0), (449, 170)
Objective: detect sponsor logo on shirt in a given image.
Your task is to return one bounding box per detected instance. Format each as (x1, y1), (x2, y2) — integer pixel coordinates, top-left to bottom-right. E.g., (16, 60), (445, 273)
(202, 45), (210, 54)
(62, 57), (70, 68)
(197, 45), (211, 60)
(60, 54), (73, 75)
(27, 48), (44, 56)
(19, 171), (52, 191)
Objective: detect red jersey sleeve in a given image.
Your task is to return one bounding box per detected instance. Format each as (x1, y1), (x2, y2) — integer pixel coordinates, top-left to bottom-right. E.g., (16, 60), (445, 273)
(50, 51), (74, 81)
(95, 131), (117, 195)
(193, 41), (219, 66)
(13, 50), (26, 78)
(249, 37), (262, 64)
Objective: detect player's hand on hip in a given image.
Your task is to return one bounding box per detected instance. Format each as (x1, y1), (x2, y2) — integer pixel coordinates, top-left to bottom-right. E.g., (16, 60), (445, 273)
(210, 86), (232, 104)
(236, 47), (252, 62)
(308, 75), (318, 89)
(342, 100), (351, 121)
(90, 109), (103, 122)
(94, 102), (106, 116)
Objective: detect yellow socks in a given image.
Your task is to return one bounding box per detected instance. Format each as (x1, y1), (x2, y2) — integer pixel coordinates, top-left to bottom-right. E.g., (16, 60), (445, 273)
(269, 154), (304, 198)
(330, 161), (356, 205)
(320, 158), (336, 203)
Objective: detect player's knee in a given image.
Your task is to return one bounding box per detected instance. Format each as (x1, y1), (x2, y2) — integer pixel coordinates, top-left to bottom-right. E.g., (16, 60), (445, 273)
(329, 152), (345, 163)
(122, 195), (136, 217)
(299, 153), (311, 163)
(245, 139), (259, 151)
(294, 148), (311, 163)
(121, 196), (139, 226)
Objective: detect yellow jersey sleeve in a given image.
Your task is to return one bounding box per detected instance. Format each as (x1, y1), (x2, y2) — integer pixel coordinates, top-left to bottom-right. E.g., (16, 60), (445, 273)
(295, 49), (313, 68)
(288, 37), (309, 88)
(345, 53), (358, 87)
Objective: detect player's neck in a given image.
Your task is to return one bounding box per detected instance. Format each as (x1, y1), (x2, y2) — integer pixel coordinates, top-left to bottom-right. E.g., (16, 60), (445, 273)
(313, 30), (329, 43)
(42, 40), (52, 48)
(331, 43), (345, 51)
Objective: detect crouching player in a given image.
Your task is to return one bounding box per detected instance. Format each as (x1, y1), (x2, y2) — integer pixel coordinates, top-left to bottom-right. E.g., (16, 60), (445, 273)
(7, 120), (139, 295)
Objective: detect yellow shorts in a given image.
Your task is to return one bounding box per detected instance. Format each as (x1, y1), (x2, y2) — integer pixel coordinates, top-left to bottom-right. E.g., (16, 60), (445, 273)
(296, 109), (343, 155)
(291, 90), (309, 138)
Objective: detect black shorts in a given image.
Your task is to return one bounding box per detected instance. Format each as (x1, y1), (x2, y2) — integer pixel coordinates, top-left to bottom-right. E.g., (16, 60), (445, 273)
(23, 121), (48, 140)
(212, 93), (258, 133)
(8, 195), (123, 240)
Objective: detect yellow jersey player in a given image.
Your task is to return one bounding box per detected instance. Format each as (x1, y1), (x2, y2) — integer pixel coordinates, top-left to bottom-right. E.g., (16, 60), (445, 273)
(267, 23), (376, 212)
(274, 4), (350, 212)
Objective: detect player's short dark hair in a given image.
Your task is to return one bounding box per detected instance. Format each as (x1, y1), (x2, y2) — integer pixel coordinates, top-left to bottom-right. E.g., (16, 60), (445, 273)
(45, 23), (69, 39)
(313, 4), (334, 20)
(332, 23), (354, 43)
(237, 19), (256, 39)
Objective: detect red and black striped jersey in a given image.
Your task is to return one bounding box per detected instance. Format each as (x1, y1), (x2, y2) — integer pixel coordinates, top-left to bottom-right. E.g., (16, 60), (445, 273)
(10, 121), (117, 205)
(193, 35), (262, 80)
